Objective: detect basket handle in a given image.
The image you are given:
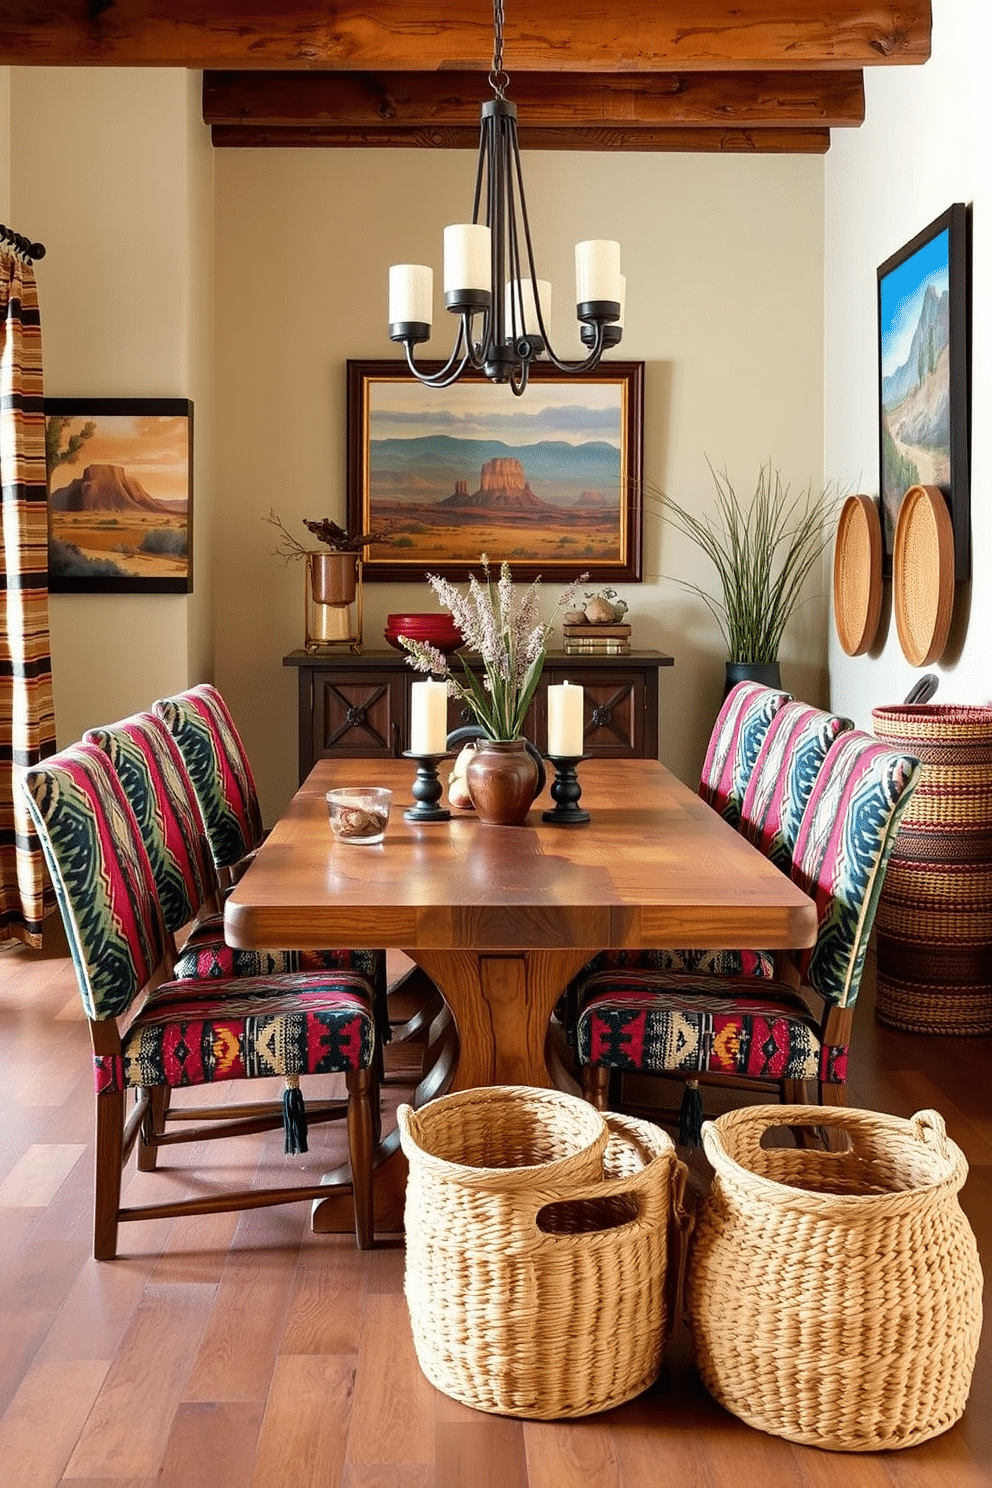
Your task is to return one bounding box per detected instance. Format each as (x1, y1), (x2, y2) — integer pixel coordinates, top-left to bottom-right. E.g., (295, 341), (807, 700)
(532, 1146), (685, 1235)
(910, 1108), (950, 1158)
(702, 1105), (866, 1167)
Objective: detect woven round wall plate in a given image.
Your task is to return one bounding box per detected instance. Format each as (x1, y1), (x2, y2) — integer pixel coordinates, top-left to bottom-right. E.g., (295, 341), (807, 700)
(833, 494), (883, 656)
(893, 484), (955, 666)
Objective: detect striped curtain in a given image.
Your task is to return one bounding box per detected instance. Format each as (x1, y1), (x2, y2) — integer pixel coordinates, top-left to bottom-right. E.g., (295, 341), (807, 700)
(1, 248), (56, 947)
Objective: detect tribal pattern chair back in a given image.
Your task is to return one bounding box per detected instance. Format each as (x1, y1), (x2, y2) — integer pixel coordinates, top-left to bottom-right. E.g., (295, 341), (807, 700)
(23, 743), (165, 1020)
(153, 684), (264, 872)
(739, 702), (853, 873)
(85, 713), (218, 936)
(792, 731), (921, 1009)
(698, 681), (792, 829)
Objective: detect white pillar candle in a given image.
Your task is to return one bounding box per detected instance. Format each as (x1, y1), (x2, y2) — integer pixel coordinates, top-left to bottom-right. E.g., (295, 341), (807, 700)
(575, 240), (622, 304)
(443, 224), (491, 294)
(389, 263), (433, 325)
(547, 681), (584, 757)
(505, 277), (551, 336)
(410, 679), (449, 755)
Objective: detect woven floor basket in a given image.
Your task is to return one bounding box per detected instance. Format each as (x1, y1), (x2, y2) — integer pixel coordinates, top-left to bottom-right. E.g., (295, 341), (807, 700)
(871, 704), (992, 1035)
(398, 1085), (686, 1419)
(685, 1104), (983, 1453)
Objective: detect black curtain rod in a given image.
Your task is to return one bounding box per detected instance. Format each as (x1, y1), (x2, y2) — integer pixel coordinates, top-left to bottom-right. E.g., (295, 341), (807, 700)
(0, 223), (46, 261)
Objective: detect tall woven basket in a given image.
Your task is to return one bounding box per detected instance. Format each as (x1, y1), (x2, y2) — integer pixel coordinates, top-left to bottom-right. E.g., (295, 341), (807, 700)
(685, 1104), (983, 1453)
(871, 703), (992, 1034)
(398, 1085), (687, 1419)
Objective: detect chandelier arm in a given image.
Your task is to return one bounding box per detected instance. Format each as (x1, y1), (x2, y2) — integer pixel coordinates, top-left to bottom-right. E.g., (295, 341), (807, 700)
(403, 320), (472, 386)
(541, 321), (610, 375)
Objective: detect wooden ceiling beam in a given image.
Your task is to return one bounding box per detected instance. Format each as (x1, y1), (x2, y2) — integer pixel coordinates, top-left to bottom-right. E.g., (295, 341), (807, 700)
(0, 2), (931, 72)
(203, 69), (865, 130)
(209, 123), (832, 153)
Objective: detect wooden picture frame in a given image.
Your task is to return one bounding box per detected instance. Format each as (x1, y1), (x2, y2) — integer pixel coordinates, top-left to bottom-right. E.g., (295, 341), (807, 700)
(347, 360), (643, 583)
(877, 203), (970, 579)
(45, 397), (194, 594)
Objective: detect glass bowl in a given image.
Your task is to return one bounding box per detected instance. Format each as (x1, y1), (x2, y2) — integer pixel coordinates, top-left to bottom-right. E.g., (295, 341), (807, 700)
(326, 787), (393, 845)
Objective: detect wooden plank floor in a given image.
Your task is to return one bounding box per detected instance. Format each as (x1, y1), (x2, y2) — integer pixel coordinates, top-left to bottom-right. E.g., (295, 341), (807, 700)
(1, 922), (989, 1486)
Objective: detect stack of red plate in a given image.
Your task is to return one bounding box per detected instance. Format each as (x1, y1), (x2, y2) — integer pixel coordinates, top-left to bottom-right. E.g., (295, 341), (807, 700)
(384, 613), (465, 654)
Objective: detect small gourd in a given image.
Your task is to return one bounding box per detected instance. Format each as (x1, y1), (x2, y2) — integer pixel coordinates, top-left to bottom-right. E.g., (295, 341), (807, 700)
(584, 595), (617, 624)
(447, 743), (477, 810)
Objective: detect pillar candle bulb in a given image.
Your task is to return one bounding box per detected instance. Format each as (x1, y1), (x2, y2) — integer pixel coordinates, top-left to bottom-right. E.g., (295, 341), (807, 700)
(410, 679), (449, 755)
(547, 681), (584, 757)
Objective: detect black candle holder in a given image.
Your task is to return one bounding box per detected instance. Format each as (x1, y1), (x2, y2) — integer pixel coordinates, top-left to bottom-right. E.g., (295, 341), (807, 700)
(402, 750), (451, 822)
(542, 755), (590, 824)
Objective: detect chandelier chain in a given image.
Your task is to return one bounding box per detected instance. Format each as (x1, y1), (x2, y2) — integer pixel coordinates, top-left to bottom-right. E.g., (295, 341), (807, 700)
(489, 0), (509, 98)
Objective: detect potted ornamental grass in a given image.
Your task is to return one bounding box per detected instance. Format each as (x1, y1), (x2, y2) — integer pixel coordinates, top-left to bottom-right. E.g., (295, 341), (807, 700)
(651, 461), (842, 691)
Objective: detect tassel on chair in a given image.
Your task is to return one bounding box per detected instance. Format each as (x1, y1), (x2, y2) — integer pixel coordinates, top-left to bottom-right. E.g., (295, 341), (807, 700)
(678, 1079), (704, 1149)
(283, 1074), (309, 1154)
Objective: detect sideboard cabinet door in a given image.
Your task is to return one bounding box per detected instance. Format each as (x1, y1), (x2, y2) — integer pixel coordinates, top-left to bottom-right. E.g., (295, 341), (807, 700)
(309, 670), (404, 771)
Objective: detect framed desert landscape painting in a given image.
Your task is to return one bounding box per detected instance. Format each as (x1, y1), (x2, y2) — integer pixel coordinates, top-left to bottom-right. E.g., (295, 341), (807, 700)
(346, 360), (643, 582)
(45, 397), (194, 593)
(877, 203), (970, 579)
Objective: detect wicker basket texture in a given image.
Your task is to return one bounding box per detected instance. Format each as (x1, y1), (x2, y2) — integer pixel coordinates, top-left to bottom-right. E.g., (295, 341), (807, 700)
(871, 704), (992, 1035)
(398, 1086), (686, 1419)
(685, 1104), (983, 1453)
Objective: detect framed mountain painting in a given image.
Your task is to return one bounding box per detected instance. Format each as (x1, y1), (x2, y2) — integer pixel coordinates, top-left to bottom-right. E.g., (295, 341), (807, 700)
(877, 204), (970, 578)
(346, 360), (643, 583)
(45, 398), (194, 593)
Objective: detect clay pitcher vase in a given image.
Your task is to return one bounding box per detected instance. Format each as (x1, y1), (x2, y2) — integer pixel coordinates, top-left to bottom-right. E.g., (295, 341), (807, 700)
(464, 739), (540, 826)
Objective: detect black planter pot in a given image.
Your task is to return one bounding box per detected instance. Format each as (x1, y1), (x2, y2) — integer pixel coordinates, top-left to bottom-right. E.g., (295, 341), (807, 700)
(723, 660), (783, 699)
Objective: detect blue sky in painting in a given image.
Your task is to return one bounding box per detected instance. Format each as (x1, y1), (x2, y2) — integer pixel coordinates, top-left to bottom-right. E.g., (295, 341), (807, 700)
(368, 378), (623, 446)
(879, 228), (949, 377)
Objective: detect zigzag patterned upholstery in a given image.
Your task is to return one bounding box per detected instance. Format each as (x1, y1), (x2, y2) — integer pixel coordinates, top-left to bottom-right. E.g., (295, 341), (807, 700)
(739, 700), (854, 872)
(84, 712), (384, 990)
(698, 680), (792, 829)
(577, 730), (920, 1109)
(153, 683), (264, 875)
(572, 704), (852, 993)
(22, 742), (377, 1257)
(84, 714), (217, 938)
(96, 972), (375, 1095)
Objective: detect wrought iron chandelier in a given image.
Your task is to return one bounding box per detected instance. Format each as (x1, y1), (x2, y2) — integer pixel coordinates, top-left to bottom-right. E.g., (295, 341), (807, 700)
(387, 0), (624, 395)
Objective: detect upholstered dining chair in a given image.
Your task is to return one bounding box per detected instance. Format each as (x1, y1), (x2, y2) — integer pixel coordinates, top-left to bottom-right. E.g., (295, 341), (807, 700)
(152, 682), (264, 888)
(698, 679), (792, 829)
(23, 742), (377, 1257)
(575, 730), (920, 1137)
(85, 709), (386, 1147)
(575, 699), (854, 993)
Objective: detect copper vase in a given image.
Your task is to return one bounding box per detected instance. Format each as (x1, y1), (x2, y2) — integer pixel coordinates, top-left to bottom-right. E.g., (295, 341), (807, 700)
(464, 739), (540, 826)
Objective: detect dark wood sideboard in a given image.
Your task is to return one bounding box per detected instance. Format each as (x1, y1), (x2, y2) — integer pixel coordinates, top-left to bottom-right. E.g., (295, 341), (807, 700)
(284, 649), (674, 783)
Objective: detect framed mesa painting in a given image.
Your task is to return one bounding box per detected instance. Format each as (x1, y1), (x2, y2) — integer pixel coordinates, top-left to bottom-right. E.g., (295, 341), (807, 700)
(45, 397), (194, 593)
(346, 360), (643, 582)
(877, 203), (970, 579)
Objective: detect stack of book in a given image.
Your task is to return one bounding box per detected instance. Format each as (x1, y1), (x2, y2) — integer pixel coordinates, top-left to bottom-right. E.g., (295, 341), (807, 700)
(563, 622), (632, 656)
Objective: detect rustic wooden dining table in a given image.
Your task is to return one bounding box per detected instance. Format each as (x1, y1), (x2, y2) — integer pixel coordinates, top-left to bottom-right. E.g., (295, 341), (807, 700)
(224, 756), (818, 1233)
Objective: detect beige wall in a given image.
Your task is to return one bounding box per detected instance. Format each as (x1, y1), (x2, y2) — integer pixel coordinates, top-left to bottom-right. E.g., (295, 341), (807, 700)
(825, 0), (991, 723)
(0, 70), (9, 217)
(9, 68), (215, 746)
(215, 147), (825, 819)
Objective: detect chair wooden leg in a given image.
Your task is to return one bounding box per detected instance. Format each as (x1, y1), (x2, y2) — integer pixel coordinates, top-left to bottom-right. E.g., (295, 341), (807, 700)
(93, 1088), (126, 1261)
(820, 1082), (848, 1106)
(137, 1085), (171, 1171)
(346, 1068), (375, 1250)
(582, 1064), (610, 1111)
(781, 1079), (816, 1105)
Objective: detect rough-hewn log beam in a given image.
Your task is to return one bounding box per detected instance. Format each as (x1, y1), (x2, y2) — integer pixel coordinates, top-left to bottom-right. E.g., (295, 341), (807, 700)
(210, 123), (832, 153)
(0, 2), (931, 72)
(203, 69), (865, 129)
